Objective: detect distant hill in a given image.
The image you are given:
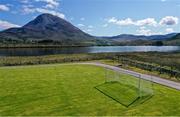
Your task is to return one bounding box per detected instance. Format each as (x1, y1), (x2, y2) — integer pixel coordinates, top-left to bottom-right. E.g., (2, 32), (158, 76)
(101, 33), (177, 41)
(101, 34), (147, 42)
(164, 33), (180, 45)
(0, 13), (179, 46)
(170, 33), (180, 40)
(99, 33), (179, 46)
(147, 33), (177, 40)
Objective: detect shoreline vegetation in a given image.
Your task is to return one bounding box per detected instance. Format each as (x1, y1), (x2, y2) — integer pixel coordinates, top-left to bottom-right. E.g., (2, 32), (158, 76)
(0, 44), (92, 48)
(0, 44), (178, 49)
(0, 52), (179, 82)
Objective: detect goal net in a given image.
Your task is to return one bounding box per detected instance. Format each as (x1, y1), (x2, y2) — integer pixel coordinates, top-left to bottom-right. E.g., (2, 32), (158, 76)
(95, 68), (154, 107)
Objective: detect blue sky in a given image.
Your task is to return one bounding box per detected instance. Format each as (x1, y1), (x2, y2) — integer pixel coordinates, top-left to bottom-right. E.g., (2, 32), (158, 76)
(0, 0), (180, 36)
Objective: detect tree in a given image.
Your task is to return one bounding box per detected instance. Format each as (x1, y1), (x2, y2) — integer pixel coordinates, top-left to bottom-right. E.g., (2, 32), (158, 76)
(153, 41), (163, 46)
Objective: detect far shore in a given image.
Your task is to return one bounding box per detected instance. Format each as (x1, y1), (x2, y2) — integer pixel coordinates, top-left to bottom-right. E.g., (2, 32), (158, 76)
(0, 45), (92, 49)
(0, 44), (178, 49)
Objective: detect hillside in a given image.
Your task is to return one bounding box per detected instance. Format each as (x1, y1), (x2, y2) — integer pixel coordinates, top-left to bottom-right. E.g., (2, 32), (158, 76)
(0, 14), (108, 46)
(102, 33), (177, 41)
(164, 33), (180, 45)
(171, 33), (180, 40)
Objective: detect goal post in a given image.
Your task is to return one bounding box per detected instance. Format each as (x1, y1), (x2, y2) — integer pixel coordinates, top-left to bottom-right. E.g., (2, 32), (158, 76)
(105, 67), (120, 83)
(139, 75), (154, 98)
(96, 67), (154, 107)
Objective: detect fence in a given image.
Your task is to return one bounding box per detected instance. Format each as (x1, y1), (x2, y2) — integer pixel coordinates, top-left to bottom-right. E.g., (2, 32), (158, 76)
(115, 56), (180, 80)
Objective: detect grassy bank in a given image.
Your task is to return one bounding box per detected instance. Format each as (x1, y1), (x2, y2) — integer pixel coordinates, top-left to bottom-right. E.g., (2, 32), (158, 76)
(0, 64), (180, 116)
(0, 53), (115, 66)
(0, 52), (179, 68)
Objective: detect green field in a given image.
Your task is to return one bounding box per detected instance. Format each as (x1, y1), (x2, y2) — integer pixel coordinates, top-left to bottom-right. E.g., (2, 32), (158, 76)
(0, 64), (180, 116)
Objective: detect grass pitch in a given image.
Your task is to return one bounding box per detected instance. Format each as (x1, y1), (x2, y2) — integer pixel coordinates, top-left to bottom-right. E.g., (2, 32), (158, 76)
(0, 64), (180, 116)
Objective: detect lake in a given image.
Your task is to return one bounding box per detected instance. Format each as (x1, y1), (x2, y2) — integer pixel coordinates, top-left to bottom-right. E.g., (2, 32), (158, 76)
(0, 46), (180, 56)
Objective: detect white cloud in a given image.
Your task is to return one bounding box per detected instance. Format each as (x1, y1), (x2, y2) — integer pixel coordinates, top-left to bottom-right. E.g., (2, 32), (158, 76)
(161, 0), (166, 2)
(80, 17), (85, 21)
(35, 0), (59, 9)
(20, 0), (30, 4)
(102, 24), (108, 27)
(88, 25), (93, 28)
(35, 8), (65, 19)
(108, 16), (179, 27)
(44, 4), (54, 9)
(108, 17), (157, 27)
(108, 17), (117, 23)
(86, 29), (93, 32)
(139, 26), (146, 30)
(108, 17), (133, 26)
(21, 0), (64, 19)
(159, 16), (179, 26)
(137, 28), (152, 36)
(22, 6), (65, 19)
(86, 25), (94, 32)
(166, 28), (174, 33)
(136, 27), (163, 36)
(135, 18), (157, 26)
(0, 4), (10, 11)
(117, 18), (133, 26)
(0, 20), (20, 29)
(77, 24), (85, 27)
(35, 0), (59, 6)
(22, 5), (35, 14)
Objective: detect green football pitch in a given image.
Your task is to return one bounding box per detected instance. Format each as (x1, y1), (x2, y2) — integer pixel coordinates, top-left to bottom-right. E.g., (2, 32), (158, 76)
(0, 64), (180, 116)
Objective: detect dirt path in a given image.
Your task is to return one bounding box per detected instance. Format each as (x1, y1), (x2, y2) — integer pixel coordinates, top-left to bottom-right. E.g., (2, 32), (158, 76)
(79, 62), (180, 90)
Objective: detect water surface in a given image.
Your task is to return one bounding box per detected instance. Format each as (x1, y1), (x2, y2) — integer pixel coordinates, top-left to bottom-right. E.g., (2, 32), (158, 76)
(0, 46), (179, 56)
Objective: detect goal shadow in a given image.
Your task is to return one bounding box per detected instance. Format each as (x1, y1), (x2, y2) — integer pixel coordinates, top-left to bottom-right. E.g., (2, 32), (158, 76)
(95, 82), (153, 107)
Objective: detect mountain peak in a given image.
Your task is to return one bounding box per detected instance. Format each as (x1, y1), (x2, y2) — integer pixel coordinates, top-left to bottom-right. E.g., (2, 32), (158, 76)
(20, 13), (86, 36)
(23, 13), (66, 29)
(35, 13), (64, 22)
(38, 13), (57, 18)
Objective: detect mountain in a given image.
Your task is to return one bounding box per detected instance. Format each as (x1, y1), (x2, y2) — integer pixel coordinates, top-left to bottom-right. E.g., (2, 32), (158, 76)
(164, 33), (180, 45)
(0, 13), (106, 46)
(100, 33), (179, 46)
(147, 33), (177, 40)
(102, 33), (177, 41)
(101, 34), (147, 42)
(170, 33), (180, 40)
(0, 13), (179, 46)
